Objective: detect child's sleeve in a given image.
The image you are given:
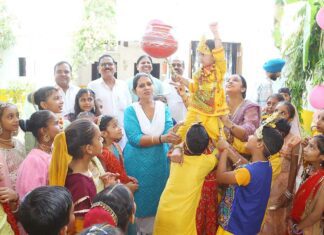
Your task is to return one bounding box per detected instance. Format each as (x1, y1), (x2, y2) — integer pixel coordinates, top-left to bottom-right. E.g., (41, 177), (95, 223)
(212, 47), (226, 80)
(234, 167), (251, 186)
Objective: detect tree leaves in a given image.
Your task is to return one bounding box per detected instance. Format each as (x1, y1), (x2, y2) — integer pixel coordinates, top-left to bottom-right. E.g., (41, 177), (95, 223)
(0, 1), (15, 65)
(72, 0), (116, 72)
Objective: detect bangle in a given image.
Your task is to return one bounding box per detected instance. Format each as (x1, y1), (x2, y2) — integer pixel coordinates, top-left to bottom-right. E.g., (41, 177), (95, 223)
(11, 193), (19, 203)
(284, 190), (293, 200)
(159, 135), (163, 144)
(11, 203), (19, 213)
(151, 136), (155, 144)
(292, 224), (303, 234)
(233, 158), (241, 167)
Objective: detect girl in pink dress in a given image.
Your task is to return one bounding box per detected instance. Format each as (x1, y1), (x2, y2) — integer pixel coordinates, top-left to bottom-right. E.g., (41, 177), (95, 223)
(16, 110), (61, 198)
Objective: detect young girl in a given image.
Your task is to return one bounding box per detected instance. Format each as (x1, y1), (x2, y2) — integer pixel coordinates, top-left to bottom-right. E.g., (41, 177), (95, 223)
(49, 119), (103, 233)
(84, 183), (135, 233)
(260, 102), (301, 235)
(67, 88), (101, 122)
(289, 135), (324, 235)
(25, 86), (67, 154)
(216, 116), (288, 235)
(261, 93), (284, 120)
(0, 102), (24, 235)
(97, 115), (138, 193)
(16, 110), (61, 198)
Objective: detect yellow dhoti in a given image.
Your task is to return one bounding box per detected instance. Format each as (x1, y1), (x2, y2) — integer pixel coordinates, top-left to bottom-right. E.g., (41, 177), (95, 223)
(177, 110), (224, 141)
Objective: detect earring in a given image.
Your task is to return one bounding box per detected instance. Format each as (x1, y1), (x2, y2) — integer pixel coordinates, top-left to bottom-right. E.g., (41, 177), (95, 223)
(130, 214), (135, 224)
(43, 135), (50, 143)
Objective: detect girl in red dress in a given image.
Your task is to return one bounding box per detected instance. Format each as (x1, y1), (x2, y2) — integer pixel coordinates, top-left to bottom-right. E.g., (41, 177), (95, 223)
(97, 115), (138, 193)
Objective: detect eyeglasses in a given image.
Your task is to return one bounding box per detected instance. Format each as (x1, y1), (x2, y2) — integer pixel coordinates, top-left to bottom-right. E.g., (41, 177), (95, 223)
(171, 63), (183, 68)
(100, 62), (114, 67)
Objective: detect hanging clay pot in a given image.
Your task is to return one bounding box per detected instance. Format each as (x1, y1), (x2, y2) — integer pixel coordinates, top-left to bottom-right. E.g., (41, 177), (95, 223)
(141, 23), (178, 58)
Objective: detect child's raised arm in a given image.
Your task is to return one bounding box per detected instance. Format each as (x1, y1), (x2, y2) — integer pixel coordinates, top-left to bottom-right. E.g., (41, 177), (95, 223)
(216, 149), (237, 184)
(209, 22), (222, 49)
(216, 139), (250, 186)
(209, 22), (226, 78)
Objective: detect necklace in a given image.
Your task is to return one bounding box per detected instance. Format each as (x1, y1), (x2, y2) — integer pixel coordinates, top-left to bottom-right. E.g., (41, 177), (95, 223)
(0, 137), (14, 148)
(229, 99), (245, 121)
(38, 143), (52, 154)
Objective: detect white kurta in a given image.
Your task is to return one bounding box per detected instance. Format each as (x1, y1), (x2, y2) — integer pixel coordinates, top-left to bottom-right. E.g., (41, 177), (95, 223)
(57, 84), (80, 116)
(88, 78), (132, 148)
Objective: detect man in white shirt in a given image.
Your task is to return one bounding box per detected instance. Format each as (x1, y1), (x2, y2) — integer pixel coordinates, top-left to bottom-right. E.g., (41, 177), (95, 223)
(54, 61), (80, 116)
(88, 54), (131, 148)
(163, 58), (188, 123)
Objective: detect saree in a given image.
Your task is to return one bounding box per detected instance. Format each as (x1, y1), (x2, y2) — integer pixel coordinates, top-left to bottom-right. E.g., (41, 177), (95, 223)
(290, 169), (324, 235)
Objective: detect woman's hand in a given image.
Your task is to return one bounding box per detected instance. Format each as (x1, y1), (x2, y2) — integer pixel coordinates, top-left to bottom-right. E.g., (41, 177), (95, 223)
(219, 115), (232, 129)
(126, 182), (139, 193)
(100, 172), (119, 188)
(128, 176), (138, 184)
(171, 121), (184, 133)
(0, 187), (18, 203)
(162, 131), (182, 145)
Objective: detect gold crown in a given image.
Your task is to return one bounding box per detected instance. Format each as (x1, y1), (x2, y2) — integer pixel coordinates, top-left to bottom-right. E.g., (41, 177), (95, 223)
(197, 35), (212, 55)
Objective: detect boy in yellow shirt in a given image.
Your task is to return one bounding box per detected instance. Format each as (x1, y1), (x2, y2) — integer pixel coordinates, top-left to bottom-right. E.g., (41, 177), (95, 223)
(154, 123), (217, 235)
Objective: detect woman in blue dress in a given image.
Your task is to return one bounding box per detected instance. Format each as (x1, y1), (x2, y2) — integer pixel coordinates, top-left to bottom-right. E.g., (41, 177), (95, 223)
(123, 72), (181, 234)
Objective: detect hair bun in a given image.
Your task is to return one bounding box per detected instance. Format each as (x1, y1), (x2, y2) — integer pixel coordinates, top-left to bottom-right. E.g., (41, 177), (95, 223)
(19, 119), (32, 132)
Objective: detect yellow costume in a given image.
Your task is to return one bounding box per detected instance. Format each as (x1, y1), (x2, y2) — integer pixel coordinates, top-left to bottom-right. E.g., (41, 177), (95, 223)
(153, 153), (217, 235)
(177, 41), (229, 140)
